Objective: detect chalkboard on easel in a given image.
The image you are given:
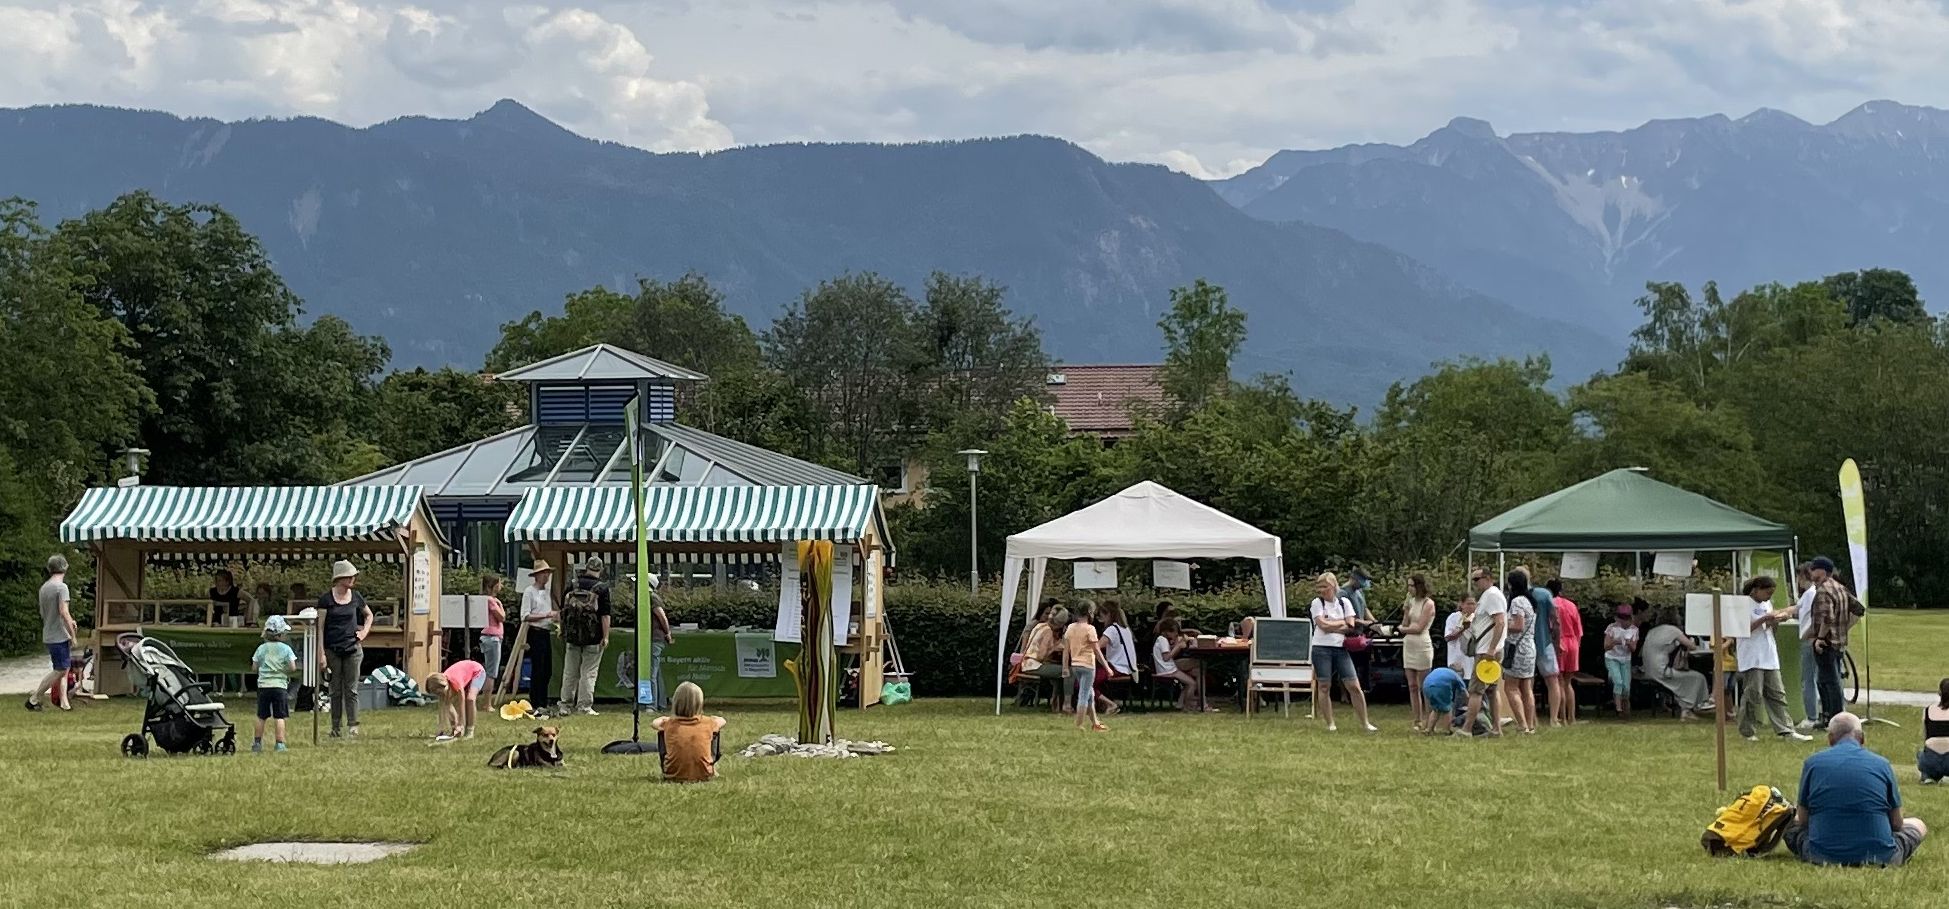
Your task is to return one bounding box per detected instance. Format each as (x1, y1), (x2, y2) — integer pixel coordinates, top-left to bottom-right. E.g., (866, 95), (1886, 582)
(1250, 617), (1312, 664)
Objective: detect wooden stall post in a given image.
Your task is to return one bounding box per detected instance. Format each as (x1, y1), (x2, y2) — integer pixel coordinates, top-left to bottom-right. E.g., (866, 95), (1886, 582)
(1712, 589), (1728, 793)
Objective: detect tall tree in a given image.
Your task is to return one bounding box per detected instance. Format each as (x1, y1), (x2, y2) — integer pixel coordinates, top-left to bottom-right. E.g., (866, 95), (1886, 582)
(912, 272), (1047, 441)
(764, 273), (925, 477)
(48, 192), (388, 485)
(485, 287), (633, 373)
(368, 368), (525, 465)
(1822, 268), (1930, 327)
(0, 199), (148, 502)
(1157, 279), (1246, 413)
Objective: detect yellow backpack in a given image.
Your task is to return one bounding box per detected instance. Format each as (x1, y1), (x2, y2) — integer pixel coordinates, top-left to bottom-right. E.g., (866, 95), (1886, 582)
(1702, 785), (1794, 857)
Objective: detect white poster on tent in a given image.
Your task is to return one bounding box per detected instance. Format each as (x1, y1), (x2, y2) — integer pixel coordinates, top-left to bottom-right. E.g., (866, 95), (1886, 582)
(1685, 593), (1754, 638)
(1653, 551), (1695, 578)
(1559, 552), (1599, 580)
(1152, 560), (1191, 589)
(774, 542), (801, 644)
(831, 556), (854, 645)
(1074, 561), (1117, 589)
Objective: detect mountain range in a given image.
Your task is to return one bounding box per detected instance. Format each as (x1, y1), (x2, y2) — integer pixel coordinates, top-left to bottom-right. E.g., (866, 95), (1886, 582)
(0, 100), (1609, 406)
(1215, 101), (1949, 330)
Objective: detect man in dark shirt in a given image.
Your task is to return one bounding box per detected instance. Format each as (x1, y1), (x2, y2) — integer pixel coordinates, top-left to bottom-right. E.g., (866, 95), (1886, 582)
(1786, 712), (1927, 866)
(557, 558), (613, 717)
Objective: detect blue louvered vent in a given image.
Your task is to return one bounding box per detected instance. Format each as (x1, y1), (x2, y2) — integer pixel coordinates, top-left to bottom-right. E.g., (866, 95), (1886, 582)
(645, 385), (677, 423)
(536, 385), (635, 425)
(431, 500), (517, 523)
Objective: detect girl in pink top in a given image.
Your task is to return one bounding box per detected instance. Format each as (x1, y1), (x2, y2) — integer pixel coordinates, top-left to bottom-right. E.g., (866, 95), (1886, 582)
(425, 659), (486, 741)
(1546, 579), (1584, 726)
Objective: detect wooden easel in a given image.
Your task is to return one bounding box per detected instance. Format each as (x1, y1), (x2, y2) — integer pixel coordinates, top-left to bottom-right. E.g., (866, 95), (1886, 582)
(492, 621), (531, 708)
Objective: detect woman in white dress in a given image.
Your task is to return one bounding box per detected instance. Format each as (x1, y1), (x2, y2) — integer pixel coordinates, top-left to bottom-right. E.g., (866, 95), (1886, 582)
(1399, 573), (1437, 731)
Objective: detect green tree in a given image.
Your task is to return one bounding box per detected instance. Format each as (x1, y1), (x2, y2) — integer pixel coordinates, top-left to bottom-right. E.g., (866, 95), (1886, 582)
(1563, 372), (1768, 510)
(1822, 268), (1930, 327)
(895, 400), (1117, 578)
(0, 199), (149, 502)
(764, 273), (925, 477)
(1365, 357), (1570, 562)
(485, 287), (633, 373)
(48, 192), (389, 485)
(368, 368), (525, 464)
(912, 272), (1047, 440)
(1157, 279), (1246, 413)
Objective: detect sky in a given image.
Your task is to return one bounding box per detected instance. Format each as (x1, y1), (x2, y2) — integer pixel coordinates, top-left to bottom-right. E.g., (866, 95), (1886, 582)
(4, 0), (1949, 178)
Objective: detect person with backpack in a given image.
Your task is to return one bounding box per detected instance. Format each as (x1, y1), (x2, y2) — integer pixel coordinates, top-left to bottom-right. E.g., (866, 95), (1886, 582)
(558, 558), (613, 717)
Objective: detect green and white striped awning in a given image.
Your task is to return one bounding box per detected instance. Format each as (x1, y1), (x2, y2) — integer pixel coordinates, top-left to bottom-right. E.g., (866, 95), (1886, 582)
(61, 485), (438, 545)
(505, 485), (883, 546)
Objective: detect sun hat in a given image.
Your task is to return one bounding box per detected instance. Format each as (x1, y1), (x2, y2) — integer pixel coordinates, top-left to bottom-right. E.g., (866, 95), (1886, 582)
(331, 560), (360, 581)
(530, 560), (553, 575)
(263, 615), (291, 638)
(1811, 556), (1837, 574)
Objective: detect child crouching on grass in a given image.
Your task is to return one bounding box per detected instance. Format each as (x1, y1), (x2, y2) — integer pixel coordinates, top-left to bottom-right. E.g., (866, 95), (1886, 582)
(251, 616), (299, 753)
(424, 659), (486, 742)
(652, 681), (726, 782)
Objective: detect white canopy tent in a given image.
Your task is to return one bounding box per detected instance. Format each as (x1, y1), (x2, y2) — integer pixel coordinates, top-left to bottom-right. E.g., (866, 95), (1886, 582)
(991, 481), (1287, 713)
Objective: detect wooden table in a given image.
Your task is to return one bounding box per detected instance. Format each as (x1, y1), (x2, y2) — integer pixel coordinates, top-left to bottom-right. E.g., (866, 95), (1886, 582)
(1180, 641), (1251, 710)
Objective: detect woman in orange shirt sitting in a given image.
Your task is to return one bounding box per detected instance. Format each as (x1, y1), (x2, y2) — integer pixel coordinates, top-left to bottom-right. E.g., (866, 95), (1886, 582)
(652, 682), (726, 782)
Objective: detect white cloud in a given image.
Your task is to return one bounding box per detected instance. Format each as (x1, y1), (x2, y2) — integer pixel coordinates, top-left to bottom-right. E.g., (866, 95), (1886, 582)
(7, 0), (1949, 173)
(0, 0), (731, 151)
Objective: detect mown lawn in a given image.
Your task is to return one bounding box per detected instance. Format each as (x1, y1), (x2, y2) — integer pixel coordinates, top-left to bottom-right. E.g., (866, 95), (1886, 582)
(3, 695), (1949, 909)
(1852, 609), (1949, 694)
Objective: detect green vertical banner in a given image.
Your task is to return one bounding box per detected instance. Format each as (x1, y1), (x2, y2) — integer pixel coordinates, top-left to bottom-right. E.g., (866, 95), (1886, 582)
(1748, 551), (1787, 607)
(627, 395), (654, 706)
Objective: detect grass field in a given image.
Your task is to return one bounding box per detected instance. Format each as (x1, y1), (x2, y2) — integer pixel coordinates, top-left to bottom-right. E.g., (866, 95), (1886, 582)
(1852, 609), (1949, 694)
(5, 692), (1949, 909)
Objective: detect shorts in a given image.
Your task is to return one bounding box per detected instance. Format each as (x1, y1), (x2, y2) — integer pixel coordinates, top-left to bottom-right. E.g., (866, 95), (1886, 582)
(1536, 640), (1559, 676)
(465, 672), (486, 694)
(256, 687), (290, 720)
(46, 640), (72, 671)
(1467, 671), (1499, 697)
(1071, 666), (1096, 705)
(1919, 748), (1949, 782)
(1605, 657), (1632, 697)
(1311, 646), (1356, 687)
(1424, 681), (1458, 716)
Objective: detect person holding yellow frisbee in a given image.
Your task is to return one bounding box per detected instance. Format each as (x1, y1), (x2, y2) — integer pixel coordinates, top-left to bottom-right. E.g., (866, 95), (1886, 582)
(1460, 567), (1509, 739)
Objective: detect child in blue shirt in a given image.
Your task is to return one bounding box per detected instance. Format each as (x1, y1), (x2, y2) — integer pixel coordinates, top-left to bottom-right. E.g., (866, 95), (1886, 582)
(1421, 666), (1471, 736)
(251, 616), (299, 753)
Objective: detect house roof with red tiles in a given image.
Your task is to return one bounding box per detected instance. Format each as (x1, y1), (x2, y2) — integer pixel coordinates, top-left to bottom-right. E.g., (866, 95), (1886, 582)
(1045, 364), (1168, 436)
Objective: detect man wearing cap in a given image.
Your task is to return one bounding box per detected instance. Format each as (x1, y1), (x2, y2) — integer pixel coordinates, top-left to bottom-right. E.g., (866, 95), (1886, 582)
(1807, 556), (1864, 725)
(557, 558), (614, 717)
(1786, 712), (1928, 866)
(320, 560), (373, 737)
(1459, 567), (1508, 738)
(26, 555), (78, 712)
(521, 562), (558, 710)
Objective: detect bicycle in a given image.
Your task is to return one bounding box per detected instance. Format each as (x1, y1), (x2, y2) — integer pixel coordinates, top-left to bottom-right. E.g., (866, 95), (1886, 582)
(1839, 647), (1861, 705)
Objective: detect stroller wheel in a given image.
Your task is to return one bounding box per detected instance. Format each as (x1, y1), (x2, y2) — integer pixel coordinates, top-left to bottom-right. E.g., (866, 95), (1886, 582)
(121, 734), (149, 758)
(215, 737), (236, 755)
(192, 740), (213, 756)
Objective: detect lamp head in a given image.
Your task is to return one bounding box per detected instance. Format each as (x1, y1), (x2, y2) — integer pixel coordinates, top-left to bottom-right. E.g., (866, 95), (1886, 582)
(957, 448), (988, 473)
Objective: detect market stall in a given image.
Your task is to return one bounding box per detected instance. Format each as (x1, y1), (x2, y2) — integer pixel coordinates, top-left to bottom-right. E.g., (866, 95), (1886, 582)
(60, 485), (448, 694)
(989, 481), (1287, 713)
(502, 483), (892, 707)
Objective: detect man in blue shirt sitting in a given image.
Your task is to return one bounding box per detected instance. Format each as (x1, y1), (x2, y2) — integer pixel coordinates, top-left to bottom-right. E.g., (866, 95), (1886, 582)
(1787, 712), (1928, 866)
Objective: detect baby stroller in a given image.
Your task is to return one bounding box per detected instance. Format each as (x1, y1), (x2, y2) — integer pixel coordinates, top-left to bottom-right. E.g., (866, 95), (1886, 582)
(116, 632), (236, 757)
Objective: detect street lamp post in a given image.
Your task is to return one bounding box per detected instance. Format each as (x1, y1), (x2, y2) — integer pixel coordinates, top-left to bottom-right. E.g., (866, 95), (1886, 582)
(958, 449), (987, 598)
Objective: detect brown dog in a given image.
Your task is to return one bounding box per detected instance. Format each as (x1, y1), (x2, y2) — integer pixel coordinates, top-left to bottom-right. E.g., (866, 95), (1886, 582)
(487, 725), (564, 768)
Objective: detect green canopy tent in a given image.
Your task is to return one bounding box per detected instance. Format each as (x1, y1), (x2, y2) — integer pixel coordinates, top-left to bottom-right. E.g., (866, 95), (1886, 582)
(1469, 467), (1794, 557)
